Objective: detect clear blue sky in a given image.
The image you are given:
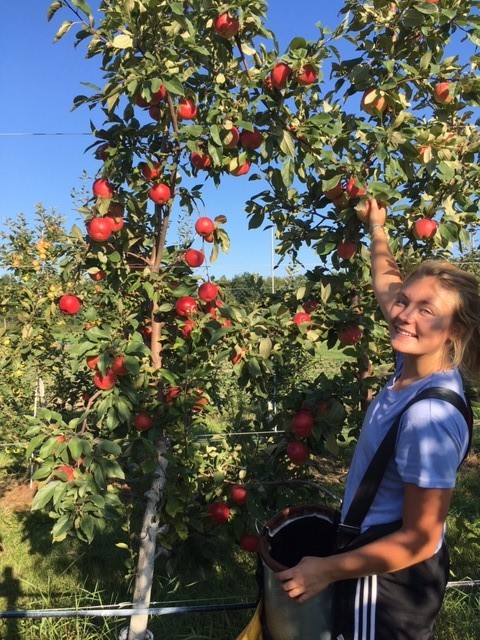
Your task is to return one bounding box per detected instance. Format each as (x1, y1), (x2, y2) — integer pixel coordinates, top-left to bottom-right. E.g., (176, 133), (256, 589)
(0, 1), (345, 278)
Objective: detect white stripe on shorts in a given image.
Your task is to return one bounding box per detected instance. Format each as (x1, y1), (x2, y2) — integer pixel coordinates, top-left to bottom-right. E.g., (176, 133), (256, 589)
(353, 575), (378, 640)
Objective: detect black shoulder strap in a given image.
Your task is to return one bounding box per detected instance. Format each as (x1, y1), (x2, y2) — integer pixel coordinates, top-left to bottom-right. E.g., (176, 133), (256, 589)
(340, 387), (472, 536)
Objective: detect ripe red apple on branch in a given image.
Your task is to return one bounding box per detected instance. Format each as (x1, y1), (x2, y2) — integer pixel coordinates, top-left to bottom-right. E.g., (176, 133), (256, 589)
(58, 294), (82, 315)
(148, 183), (171, 205)
(208, 501), (230, 524)
(296, 64), (318, 86)
(177, 98), (198, 120)
(229, 159), (251, 176)
(180, 319), (196, 339)
(240, 129), (263, 150)
(230, 485), (248, 505)
(291, 411), (315, 437)
(323, 181), (344, 201)
(361, 88), (387, 115)
(184, 249), (205, 267)
(292, 312), (312, 326)
(413, 218), (438, 239)
(93, 369), (118, 390)
(198, 282), (219, 302)
(338, 325), (364, 346)
(239, 534), (259, 553)
(336, 240), (357, 260)
(220, 125), (240, 149)
(87, 216), (114, 242)
(194, 217), (215, 237)
(92, 178), (114, 199)
(54, 465), (75, 482)
(86, 354), (99, 370)
(191, 151), (212, 170)
(286, 441), (309, 465)
(175, 296), (198, 317)
(346, 177), (367, 198)
(271, 62), (292, 89)
(213, 12), (240, 39)
(433, 81), (453, 104)
(133, 412), (154, 432)
(112, 355), (129, 376)
(140, 161), (162, 180)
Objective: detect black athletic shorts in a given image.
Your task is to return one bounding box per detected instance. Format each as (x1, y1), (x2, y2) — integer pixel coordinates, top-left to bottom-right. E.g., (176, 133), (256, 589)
(332, 542), (450, 640)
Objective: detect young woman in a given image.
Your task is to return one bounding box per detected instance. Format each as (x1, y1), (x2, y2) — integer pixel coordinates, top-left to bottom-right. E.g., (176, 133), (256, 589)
(277, 199), (480, 640)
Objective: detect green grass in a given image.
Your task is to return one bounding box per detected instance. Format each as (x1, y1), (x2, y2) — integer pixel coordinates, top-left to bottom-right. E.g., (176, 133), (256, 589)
(0, 431), (479, 639)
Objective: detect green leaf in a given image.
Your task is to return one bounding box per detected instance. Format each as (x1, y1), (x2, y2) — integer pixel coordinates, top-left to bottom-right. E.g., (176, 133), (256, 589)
(71, 0), (92, 17)
(54, 21), (74, 43)
(288, 37), (307, 50)
(32, 482), (59, 510)
(47, 0), (63, 22)
(68, 437), (84, 461)
(163, 77), (185, 96)
(281, 159), (294, 187)
(52, 514), (73, 542)
(279, 130), (295, 158)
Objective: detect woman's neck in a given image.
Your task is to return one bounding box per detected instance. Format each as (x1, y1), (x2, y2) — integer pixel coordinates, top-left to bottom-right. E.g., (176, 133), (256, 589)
(393, 355), (453, 390)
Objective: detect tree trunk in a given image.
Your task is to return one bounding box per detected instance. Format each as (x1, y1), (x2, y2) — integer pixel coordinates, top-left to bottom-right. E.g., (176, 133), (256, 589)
(127, 437), (168, 640)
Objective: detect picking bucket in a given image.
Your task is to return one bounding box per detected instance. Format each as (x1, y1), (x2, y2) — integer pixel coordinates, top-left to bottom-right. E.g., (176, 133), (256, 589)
(258, 504), (337, 640)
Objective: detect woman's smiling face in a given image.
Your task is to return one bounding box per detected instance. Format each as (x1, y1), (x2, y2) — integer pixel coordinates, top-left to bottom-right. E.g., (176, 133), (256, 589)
(388, 276), (458, 366)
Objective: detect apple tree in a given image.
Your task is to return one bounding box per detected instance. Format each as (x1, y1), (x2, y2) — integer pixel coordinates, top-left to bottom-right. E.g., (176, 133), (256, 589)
(18, 0), (480, 637)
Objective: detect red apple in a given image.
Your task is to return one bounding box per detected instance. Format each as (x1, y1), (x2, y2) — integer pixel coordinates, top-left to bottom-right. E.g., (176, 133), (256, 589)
(185, 249), (205, 267)
(89, 270), (106, 281)
(303, 300), (319, 314)
(203, 233), (214, 243)
(191, 151), (212, 170)
(193, 390), (208, 411)
(239, 533), (259, 553)
(346, 178), (367, 198)
(87, 216), (114, 242)
(150, 85), (167, 104)
(194, 217), (215, 237)
(271, 62), (292, 89)
(361, 88), (387, 115)
(112, 355), (129, 376)
(133, 412), (154, 431)
(58, 295), (82, 315)
(180, 319), (196, 338)
(240, 129), (263, 150)
(198, 282), (219, 302)
(336, 241), (357, 260)
(229, 159), (251, 176)
(105, 214), (124, 232)
(86, 355), (99, 370)
(178, 98), (198, 120)
(208, 501), (230, 524)
(140, 161), (162, 180)
(93, 369), (118, 390)
(164, 386), (181, 403)
(338, 326), (363, 346)
(221, 126), (240, 149)
(286, 441), (309, 465)
(291, 411), (315, 437)
(95, 143), (110, 161)
(413, 218), (438, 239)
(135, 94), (149, 108)
(433, 82), (453, 105)
(148, 183), (171, 205)
(93, 178), (114, 199)
(296, 64), (318, 86)
(292, 312), (312, 326)
(175, 296), (198, 317)
(324, 182), (344, 200)
(213, 13), (240, 39)
(230, 485), (248, 505)
(55, 465), (75, 482)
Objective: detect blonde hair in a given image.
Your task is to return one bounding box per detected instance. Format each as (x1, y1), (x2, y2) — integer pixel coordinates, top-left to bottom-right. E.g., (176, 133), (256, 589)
(404, 260), (480, 387)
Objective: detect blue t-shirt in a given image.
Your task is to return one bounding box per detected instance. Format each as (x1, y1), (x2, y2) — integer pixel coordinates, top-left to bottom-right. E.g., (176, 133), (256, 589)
(341, 356), (470, 532)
